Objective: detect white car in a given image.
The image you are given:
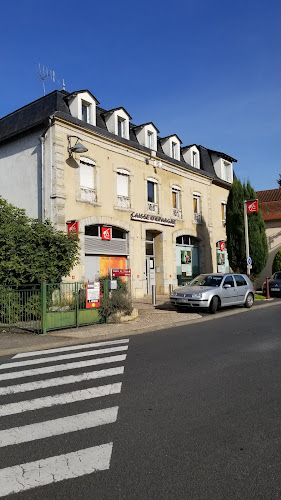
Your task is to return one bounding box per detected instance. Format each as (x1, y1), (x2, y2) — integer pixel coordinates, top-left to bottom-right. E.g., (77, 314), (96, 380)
(170, 273), (254, 314)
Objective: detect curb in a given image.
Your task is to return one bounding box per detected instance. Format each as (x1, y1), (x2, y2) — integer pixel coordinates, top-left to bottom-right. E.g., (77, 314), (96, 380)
(0, 298), (279, 357)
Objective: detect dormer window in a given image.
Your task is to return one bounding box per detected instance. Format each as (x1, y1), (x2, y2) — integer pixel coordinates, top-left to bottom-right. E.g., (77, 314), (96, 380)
(209, 150), (236, 183)
(102, 107), (131, 140)
(67, 91), (99, 126)
(117, 116), (125, 137)
(160, 135), (181, 161)
(81, 102), (90, 123)
(171, 142), (177, 159)
(133, 122), (159, 151)
(147, 131), (154, 149)
(181, 145), (200, 169)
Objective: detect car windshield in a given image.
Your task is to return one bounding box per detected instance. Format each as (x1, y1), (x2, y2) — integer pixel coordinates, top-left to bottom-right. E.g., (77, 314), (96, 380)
(188, 274), (223, 287)
(274, 272), (281, 280)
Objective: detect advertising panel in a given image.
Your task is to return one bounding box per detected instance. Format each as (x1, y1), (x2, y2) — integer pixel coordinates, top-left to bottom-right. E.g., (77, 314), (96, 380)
(86, 282), (100, 308)
(181, 250), (192, 276)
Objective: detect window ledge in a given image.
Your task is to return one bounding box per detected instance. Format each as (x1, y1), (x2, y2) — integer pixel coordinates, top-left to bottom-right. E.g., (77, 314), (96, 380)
(114, 205), (132, 212)
(76, 198), (102, 207)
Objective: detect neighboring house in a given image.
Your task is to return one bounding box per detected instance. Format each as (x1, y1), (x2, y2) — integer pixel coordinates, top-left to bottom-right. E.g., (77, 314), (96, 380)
(256, 189), (281, 286)
(0, 89), (236, 297)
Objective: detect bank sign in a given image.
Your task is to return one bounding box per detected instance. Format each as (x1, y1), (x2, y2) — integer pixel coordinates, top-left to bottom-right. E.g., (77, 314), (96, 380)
(131, 212), (176, 227)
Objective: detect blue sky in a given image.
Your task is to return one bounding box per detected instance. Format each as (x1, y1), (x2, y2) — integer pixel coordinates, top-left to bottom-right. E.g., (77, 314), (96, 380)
(1, 0), (280, 191)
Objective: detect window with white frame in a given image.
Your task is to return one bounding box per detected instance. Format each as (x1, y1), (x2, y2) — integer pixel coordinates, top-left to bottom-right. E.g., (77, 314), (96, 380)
(147, 178), (158, 213)
(171, 141), (178, 159)
(80, 158), (96, 203)
(81, 101), (90, 123)
(147, 130), (154, 149)
(221, 201), (226, 226)
(223, 161), (232, 183)
(193, 192), (202, 223)
(117, 116), (125, 137)
(116, 169), (130, 209)
(192, 151), (199, 169)
(172, 185), (182, 218)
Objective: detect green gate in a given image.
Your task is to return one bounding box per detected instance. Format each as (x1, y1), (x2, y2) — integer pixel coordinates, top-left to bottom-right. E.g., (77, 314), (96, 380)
(0, 281), (107, 334)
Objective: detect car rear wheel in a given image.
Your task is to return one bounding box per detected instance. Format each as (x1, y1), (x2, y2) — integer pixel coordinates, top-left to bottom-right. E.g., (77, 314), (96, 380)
(244, 293), (254, 308)
(209, 296), (219, 314)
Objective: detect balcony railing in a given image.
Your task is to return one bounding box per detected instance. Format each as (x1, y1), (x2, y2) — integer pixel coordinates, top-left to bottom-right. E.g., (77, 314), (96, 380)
(147, 201), (159, 213)
(193, 212), (202, 224)
(117, 195), (130, 209)
(173, 207), (182, 219)
(80, 187), (97, 203)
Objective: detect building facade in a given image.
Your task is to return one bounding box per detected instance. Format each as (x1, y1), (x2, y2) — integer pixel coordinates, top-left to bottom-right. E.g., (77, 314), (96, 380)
(0, 90), (236, 297)
(256, 189), (281, 286)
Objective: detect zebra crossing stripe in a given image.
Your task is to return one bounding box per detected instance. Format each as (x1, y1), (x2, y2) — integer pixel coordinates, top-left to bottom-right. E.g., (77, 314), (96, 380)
(0, 443), (113, 497)
(0, 345), (128, 370)
(0, 383), (122, 417)
(0, 354), (127, 382)
(0, 366), (124, 396)
(14, 338), (129, 358)
(0, 406), (119, 448)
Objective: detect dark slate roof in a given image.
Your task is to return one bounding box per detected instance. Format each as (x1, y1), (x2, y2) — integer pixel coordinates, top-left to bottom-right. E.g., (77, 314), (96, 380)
(0, 90), (70, 142)
(256, 189), (281, 203)
(207, 148), (237, 163)
(160, 134), (182, 144)
(0, 89), (235, 188)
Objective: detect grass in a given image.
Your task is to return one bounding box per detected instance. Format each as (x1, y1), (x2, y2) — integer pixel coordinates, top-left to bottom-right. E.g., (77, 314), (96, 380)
(255, 293), (266, 300)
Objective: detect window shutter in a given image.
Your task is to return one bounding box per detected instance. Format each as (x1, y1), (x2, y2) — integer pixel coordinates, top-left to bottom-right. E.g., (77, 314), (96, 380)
(117, 173), (129, 196)
(80, 163), (94, 189)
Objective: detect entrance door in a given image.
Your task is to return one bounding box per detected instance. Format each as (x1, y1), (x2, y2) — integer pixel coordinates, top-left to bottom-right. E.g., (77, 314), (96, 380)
(146, 256), (156, 294)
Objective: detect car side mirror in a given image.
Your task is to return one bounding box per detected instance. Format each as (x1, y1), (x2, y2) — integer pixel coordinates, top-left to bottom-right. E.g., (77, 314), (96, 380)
(223, 284), (231, 289)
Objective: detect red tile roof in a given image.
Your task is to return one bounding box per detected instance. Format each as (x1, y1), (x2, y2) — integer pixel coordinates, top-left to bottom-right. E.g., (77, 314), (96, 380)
(260, 201), (281, 220)
(256, 188), (281, 203)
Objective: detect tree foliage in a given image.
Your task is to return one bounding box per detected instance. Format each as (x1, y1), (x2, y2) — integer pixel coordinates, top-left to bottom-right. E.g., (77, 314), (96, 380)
(277, 175), (281, 188)
(226, 180), (268, 276)
(272, 250), (281, 274)
(0, 197), (79, 286)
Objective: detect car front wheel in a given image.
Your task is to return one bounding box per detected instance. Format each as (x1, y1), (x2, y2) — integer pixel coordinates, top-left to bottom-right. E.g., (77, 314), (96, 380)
(209, 296), (219, 314)
(244, 293), (254, 308)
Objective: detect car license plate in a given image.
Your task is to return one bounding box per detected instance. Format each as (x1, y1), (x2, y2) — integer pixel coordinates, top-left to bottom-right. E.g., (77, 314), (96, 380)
(178, 299), (189, 304)
(271, 288), (280, 291)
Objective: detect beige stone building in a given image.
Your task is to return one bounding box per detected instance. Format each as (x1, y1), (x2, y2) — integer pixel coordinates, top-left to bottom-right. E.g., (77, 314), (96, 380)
(0, 89), (236, 297)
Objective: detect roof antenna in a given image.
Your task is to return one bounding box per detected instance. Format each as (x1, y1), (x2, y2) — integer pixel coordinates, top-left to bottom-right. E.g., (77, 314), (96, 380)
(38, 64), (64, 95)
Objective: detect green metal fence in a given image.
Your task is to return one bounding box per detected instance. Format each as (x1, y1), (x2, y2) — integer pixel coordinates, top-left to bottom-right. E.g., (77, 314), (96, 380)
(0, 281), (108, 334)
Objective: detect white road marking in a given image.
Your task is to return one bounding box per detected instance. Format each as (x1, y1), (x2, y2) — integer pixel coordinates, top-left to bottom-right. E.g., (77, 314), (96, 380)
(0, 383), (122, 417)
(0, 345), (128, 370)
(0, 354), (127, 382)
(0, 366), (124, 395)
(0, 406), (118, 448)
(0, 443), (113, 497)
(14, 339), (129, 358)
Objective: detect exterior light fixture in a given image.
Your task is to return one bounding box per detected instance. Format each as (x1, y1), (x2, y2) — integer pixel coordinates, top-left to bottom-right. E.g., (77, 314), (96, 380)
(67, 135), (88, 156)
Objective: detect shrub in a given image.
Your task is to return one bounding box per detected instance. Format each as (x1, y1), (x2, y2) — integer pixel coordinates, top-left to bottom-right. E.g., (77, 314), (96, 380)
(272, 250), (281, 274)
(99, 289), (133, 320)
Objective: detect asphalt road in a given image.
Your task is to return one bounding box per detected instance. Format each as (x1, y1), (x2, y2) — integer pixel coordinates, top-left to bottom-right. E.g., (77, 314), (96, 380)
(1, 302), (281, 499)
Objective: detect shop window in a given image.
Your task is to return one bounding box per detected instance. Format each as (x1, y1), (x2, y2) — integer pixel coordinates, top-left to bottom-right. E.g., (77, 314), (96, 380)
(176, 235), (197, 246)
(116, 169), (130, 209)
(172, 185), (182, 218)
(147, 178), (158, 213)
(85, 225), (99, 236)
(193, 192), (202, 223)
(176, 235), (199, 285)
(80, 158), (96, 203)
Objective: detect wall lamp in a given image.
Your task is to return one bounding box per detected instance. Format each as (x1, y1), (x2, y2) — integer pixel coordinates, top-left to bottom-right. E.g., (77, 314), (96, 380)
(67, 135), (88, 157)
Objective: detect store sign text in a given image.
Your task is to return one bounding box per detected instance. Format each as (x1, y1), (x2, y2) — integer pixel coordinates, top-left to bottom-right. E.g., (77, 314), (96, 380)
(131, 212), (175, 227)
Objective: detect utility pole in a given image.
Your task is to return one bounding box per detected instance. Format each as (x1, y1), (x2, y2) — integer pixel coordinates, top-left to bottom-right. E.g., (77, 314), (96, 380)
(244, 199), (258, 276)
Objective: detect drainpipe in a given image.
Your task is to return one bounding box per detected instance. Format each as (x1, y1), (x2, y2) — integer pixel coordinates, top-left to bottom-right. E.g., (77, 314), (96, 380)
(39, 118), (52, 221)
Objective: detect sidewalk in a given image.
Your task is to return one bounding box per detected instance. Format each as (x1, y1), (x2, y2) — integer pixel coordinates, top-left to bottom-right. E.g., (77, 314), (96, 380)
(0, 296), (201, 356)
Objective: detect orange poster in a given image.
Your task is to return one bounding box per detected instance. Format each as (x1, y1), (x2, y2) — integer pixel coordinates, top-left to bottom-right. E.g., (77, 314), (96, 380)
(99, 256), (127, 279)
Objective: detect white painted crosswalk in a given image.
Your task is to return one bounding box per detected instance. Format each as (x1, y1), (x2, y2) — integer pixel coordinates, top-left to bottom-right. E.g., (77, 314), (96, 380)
(0, 338), (129, 497)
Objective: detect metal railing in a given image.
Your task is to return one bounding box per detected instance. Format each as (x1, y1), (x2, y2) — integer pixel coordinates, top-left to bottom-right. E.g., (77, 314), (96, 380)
(147, 202), (159, 213)
(193, 212), (202, 224)
(173, 207), (182, 218)
(0, 284), (41, 332)
(117, 195), (130, 209)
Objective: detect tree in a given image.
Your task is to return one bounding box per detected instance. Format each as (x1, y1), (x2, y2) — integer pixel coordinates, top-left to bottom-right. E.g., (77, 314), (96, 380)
(226, 180), (268, 276)
(0, 197), (79, 286)
(278, 175), (281, 188)
(272, 250), (281, 274)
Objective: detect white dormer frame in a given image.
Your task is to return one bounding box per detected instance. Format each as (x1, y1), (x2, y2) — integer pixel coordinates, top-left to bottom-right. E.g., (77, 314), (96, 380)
(211, 153), (234, 183)
(103, 108), (131, 140)
(160, 135), (181, 161)
(68, 91), (99, 126)
(134, 123), (159, 151)
(182, 145), (200, 169)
